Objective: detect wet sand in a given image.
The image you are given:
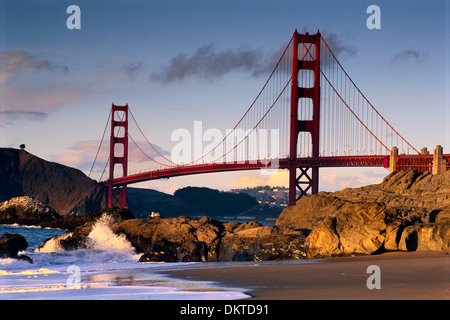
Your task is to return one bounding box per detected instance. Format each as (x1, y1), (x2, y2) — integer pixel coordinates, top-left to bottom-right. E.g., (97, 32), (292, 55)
(163, 252), (449, 300)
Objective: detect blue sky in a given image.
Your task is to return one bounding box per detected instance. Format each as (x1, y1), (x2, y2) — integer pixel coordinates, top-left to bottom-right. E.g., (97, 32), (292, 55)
(1, 0), (449, 193)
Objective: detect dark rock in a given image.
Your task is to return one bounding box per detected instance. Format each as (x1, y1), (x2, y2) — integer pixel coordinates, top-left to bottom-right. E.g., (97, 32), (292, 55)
(17, 254), (33, 263)
(219, 225), (307, 261)
(0, 233), (32, 262)
(138, 242), (178, 262)
(0, 196), (61, 227)
(36, 209), (136, 252)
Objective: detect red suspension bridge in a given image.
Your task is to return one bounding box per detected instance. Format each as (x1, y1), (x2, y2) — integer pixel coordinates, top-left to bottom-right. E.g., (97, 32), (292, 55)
(90, 30), (449, 208)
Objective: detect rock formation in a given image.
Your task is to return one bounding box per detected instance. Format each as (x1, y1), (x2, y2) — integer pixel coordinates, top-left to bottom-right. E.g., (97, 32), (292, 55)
(277, 169), (450, 257)
(0, 196), (61, 227)
(0, 197), (135, 232)
(0, 233), (33, 263)
(38, 214), (307, 262)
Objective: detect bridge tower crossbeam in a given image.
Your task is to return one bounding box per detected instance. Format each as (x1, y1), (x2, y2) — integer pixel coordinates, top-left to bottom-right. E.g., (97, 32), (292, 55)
(289, 30), (321, 206)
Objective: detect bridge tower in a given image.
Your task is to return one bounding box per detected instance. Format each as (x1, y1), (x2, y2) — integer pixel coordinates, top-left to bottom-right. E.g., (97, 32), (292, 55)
(107, 103), (128, 208)
(289, 30), (321, 206)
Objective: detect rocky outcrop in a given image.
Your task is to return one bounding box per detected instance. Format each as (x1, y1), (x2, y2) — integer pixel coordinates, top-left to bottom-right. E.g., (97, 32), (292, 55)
(114, 216), (306, 262)
(39, 214), (307, 262)
(218, 223), (306, 261)
(278, 169), (450, 258)
(0, 233), (33, 263)
(0, 196), (135, 230)
(0, 196), (61, 227)
(0, 148), (107, 215)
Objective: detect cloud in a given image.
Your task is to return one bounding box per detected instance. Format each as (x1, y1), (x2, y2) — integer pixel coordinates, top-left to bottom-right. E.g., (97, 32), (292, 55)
(51, 139), (172, 176)
(297, 27), (357, 60)
(321, 32), (357, 58)
(0, 51), (51, 73)
(0, 110), (48, 123)
(320, 169), (386, 192)
(150, 44), (273, 83)
(96, 58), (146, 80)
(0, 85), (90, 125)
(390, 49), (424, 64)
(267, 170), (289, 188)
(2, 85), (87, 111)
(321, 173), (337, 183)
(225, 170), (290, 189)
(0, 51), (69, 85)
(53, 152), (88, 169)
(0, 51), (80, 124)
(226, 175), (267, 189)
(151, 30), (356, 83)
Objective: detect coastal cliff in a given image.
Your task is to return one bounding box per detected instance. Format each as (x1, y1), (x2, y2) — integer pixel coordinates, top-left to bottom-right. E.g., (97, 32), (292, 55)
(0, 148), (107, 215)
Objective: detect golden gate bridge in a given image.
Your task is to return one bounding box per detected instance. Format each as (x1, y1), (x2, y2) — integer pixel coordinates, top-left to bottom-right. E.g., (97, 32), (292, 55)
(89, 30), (449, 208)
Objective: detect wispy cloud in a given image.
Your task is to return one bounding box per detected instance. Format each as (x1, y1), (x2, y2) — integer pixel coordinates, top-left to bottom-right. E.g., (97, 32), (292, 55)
(320, 169), (385, 192)
(0, 110), (48, 123)
(0, 51), (88, 124)
(151, 30), (356, 83)
(51, 139), (172, 174)
(390, 48), (424, 64)
(0, 85), (90, 123)
(226, 175), (267, 189)
(0, 51), (69, 85)
(321, 31), (357, 57)
(150, 44), (273, 83)
(96, 58), (146, 80)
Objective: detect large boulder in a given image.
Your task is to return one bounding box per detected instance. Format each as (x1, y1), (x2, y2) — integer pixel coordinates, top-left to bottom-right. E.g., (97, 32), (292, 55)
(219, 224), (306, 261)
(276, 192), (341, 230)
(305, 200), (389, 257)
(138, 242), (178, 262)
(0, 233), (33, 263)
(113, 216), (222, 262)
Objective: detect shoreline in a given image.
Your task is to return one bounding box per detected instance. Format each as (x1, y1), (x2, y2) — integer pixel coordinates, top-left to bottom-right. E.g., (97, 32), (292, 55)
(161, 251), (449, 300)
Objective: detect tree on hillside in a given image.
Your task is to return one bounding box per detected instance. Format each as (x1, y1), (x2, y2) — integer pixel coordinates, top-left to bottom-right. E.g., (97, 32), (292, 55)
(19, 144), (26, 151)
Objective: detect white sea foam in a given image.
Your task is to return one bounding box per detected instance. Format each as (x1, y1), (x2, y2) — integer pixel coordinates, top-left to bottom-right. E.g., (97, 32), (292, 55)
(35, 232), (73, 253)
(0, 215), (252, 300)
(36, 213), (139, 260)
(86, 214), (139, 260)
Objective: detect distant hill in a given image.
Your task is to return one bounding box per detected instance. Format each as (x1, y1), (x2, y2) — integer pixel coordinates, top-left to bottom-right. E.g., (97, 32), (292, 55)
(0, 148), (107, 215)
(128, 186), (283, 220)
(231, 186), (289, 208)
(126, 187), (184, 218)
(172, 186), (258, 217)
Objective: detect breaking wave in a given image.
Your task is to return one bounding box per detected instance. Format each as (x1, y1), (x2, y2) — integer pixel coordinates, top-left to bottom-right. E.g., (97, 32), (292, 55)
(34, 213), (139, 263)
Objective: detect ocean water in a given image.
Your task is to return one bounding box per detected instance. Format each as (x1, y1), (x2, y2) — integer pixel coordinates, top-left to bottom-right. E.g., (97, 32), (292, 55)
(0, 216), (251, 300)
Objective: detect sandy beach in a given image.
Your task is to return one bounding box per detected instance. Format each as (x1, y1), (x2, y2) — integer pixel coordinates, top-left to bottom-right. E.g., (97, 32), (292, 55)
(163, 252), (449, 300)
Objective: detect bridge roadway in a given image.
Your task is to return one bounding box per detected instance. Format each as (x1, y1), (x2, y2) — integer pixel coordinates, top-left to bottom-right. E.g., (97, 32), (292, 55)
(104, 154), (449, 187)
